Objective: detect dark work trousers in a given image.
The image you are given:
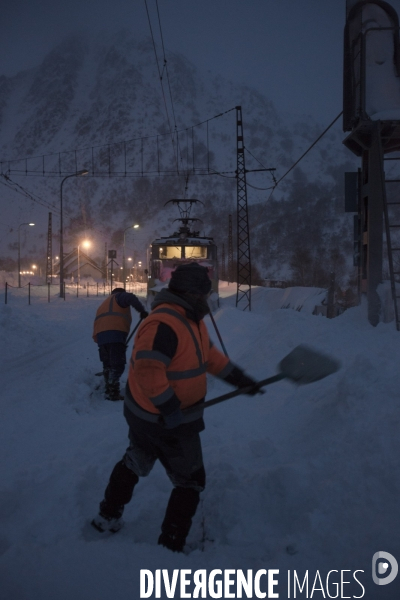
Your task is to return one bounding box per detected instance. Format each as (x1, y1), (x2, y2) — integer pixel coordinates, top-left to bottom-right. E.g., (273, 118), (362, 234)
(123, 427), (206, 491)
(98, 342), (127, 383)
(100, 424), (205, 549)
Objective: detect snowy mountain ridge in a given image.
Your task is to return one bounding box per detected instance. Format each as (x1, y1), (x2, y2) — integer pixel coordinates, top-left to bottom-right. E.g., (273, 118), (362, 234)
(0, 30), (358, 283)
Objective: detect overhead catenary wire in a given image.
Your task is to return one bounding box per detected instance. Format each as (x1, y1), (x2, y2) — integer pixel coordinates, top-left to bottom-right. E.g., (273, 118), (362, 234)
(266, 110), (344, 200)
(244, 146), (277, 189)
(154, 0), (190, 194)
(1, 107), (237, 178)
(155, 0), (178, 133)
(208, 169), (237, 179)
(206, 111), (343, 193)
(246, 181), (275, 191)
(144, 0), (173, 137)
(0, 174), (60, 213)
(144, 0), (182, 177)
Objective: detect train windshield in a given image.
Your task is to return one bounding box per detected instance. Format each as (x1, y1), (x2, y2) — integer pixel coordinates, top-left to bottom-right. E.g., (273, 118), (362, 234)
(159, 246), (181, 259)
(184, 246), (207, 258)
(157, 246), (208, 259)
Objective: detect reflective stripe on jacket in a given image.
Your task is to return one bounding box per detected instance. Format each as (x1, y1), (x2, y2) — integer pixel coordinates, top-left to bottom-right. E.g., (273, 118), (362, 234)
(127, 302), (231, 415)
(92, 294), (132, 343)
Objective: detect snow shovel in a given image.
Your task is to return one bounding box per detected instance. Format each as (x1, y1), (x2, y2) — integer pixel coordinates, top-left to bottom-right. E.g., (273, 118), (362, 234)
(183, 344), (341, 416)
(125, 316), (144, 346)
(209, 311), (229, 357)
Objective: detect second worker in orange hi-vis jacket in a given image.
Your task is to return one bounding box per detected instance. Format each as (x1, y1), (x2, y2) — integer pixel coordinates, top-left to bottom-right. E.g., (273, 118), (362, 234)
(92, 287), (148, 401)
(92, 263), (261, 552)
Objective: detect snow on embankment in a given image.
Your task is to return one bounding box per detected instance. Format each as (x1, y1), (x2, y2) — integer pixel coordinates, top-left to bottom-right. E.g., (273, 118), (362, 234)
(251, 285), (327, 314)
(0, 292), (399, 599)
(219, 281), (327, 314)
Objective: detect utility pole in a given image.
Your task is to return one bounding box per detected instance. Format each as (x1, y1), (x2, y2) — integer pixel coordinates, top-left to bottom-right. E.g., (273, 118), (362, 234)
(235, 106), (252, 311)
(104, 242), (108, 284)
(228, 214), (233, 284)
(46, 212), (52, 284)
(221, 243), (226, 281)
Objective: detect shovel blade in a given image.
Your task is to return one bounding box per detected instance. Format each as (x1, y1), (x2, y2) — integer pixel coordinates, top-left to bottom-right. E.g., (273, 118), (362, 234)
(278, 344), (340, 384)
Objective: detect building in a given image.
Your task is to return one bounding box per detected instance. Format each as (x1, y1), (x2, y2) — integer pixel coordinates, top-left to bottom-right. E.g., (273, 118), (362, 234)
(54, 248), (104, 281)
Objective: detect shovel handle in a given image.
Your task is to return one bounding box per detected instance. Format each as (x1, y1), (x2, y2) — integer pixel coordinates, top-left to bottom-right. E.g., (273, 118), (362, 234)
(183, 372), (285, 416)
(126, 317), (143, 346)
(209, 311), (229, 357)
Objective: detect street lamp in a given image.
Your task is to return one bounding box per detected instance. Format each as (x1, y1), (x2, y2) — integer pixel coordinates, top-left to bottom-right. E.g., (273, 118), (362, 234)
(138, 260), (142, 283)
(123, 224), (139, 288)
(127, 257), (133, 289)
(59, 170), (88, 297)
(78, 239), (91, 286)
(18, 222), (35, 287)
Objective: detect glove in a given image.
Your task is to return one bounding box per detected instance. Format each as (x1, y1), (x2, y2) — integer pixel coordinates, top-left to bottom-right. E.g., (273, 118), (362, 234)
(237, 374), (263, 396)
(140, 310), (149, 319)
(225, 367), (264, 396)
(163, 409), (183, 429)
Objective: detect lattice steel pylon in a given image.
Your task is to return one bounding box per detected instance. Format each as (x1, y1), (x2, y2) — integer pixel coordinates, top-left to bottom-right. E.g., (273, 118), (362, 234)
(235, 106), (251, 310)
(221, 243), (226, 281)
(45, 212), (52, 284)
(104, 242), (108, 284)
(228, 214), (233, 283)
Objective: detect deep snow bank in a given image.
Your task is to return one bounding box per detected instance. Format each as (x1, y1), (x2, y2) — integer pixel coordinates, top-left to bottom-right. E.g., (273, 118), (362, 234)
(0, 286), (399, 599)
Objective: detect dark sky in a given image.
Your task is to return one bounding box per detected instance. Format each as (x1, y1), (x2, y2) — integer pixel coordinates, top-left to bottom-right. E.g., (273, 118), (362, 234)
(1, 0), (400, 123)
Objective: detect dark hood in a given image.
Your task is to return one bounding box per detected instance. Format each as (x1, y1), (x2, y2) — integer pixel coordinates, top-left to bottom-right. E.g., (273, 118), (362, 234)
(151, 288), (209, 323)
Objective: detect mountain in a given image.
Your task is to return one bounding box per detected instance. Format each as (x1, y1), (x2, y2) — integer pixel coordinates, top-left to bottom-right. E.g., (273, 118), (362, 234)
(0, 30), (359, 287)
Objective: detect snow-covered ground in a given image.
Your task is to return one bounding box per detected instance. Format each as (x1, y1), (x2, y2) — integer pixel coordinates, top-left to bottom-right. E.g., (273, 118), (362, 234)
(0, 281), (399, 599)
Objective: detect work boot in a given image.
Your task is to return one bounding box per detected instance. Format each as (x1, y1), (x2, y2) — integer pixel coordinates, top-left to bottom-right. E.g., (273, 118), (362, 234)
(91, 500), (124, 533)
(106, 380), (124, 401)
(158, 487), (200, 552)
(91, 460), (139, 533)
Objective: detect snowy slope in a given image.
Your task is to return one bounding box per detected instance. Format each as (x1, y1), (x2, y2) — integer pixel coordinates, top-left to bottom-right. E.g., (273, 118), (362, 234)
(0, 283), (399, 599)
(0, 30), (358, 282)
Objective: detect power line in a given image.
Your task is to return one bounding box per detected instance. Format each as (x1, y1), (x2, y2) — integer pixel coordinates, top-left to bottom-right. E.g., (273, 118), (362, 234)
(1, 107), (237, 178)
(0, 174), (60, 213)
(244, 146), (277, 188)
(144, 0), (171, 130)
(144, 0), (178, 174)
(155, 0), (177, 129)
(154, 0), (188, 193)
(246, 181), (275, 191)
(267, 111), (343, 200)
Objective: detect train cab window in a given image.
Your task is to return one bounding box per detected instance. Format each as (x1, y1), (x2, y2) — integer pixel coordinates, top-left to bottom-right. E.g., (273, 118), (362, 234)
(158, 246), (182, 259)
(184, 246), (207, 258)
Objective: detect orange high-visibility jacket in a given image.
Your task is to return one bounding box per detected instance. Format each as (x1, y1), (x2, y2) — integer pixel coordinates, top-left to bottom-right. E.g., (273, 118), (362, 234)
(92, 294), (132, 343)
(127, 302), (232, 415)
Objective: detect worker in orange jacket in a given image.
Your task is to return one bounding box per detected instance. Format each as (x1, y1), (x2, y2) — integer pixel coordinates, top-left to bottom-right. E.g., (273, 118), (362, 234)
(92, 263), (260, 551)
(93, 287), (148, 400)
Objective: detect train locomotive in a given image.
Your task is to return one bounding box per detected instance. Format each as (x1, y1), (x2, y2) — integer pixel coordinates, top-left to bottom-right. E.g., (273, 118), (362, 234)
(147, 199), (218, 302)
